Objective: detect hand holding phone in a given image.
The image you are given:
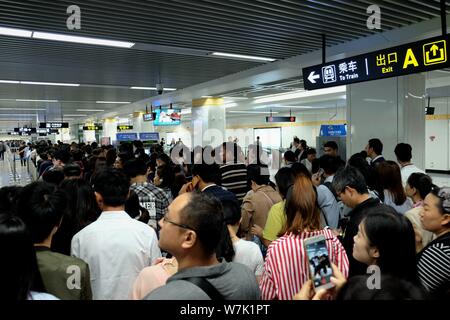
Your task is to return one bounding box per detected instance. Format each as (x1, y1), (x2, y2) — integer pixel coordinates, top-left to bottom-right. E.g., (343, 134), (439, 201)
(304, 235), (335, 291)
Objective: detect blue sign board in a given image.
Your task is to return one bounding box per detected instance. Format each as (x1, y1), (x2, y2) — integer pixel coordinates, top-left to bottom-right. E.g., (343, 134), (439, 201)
(320, 125), (347, 137)
(139, 132), (160, 141)
(116, 133), (138, 142)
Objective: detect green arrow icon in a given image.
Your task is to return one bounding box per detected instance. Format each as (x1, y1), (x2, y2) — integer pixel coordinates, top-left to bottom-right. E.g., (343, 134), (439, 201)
(430, 44), (439, 55)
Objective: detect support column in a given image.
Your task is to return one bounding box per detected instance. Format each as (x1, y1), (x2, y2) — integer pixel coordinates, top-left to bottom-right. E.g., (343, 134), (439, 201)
(347, 74), (426, 168)
(103, 118), (118, 144)
(191, 98), (226, 147)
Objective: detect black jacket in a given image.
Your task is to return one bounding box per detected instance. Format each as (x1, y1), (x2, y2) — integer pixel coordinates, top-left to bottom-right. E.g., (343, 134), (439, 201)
(340, 197), (391, 277)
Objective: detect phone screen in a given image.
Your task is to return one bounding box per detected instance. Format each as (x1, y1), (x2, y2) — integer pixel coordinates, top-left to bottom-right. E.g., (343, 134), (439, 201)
(305, 238), (333, 289)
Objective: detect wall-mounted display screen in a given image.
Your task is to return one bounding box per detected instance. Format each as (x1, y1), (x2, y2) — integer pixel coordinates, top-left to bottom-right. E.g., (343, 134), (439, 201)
(153, 109), (181, 126)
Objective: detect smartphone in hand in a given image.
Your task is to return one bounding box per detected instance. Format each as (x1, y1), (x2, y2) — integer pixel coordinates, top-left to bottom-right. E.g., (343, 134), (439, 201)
(304, 235), (334, 291)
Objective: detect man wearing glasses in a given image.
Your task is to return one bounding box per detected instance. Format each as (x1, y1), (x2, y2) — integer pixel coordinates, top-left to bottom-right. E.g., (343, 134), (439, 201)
(145, 192), (260, 300)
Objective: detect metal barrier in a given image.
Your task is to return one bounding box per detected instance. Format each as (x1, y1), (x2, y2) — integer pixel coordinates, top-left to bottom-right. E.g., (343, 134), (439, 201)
(5, 148), (17, 183)
(27, 158), (38, 182)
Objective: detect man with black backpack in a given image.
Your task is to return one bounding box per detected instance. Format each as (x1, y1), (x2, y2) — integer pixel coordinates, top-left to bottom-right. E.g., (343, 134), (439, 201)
(145, 192), (260, 300)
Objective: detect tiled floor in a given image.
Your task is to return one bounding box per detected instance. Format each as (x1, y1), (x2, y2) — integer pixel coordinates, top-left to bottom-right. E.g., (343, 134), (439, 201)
(0, 153), (33, 188)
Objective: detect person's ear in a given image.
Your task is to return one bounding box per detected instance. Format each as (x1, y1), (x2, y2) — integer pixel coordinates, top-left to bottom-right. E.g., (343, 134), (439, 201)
(94, 191), (104, 210)
(181, 230), (197, 250)
(441, 214), (450, 227)
(370, 246), (380, 259)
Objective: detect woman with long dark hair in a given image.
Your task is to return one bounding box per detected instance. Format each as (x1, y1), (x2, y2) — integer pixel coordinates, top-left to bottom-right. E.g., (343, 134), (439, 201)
(51, 179), (100, 255)
(0, 215), (56, 300)
(376, 161), (413, 214)
(260, 175), (349, 300)
(353, 208), (419, 284)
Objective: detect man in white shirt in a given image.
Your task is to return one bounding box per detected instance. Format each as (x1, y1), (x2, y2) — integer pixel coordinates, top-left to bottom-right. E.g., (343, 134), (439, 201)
(394, 143), (425, 186)
(71, 168), (161, 300)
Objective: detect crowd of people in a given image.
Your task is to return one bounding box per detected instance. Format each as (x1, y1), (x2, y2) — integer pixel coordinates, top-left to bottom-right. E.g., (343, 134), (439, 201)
(0, 136), (449, 301)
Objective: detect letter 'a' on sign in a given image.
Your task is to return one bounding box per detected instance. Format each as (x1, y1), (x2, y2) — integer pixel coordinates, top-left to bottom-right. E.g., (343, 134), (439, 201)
(403, 49), (419, 69)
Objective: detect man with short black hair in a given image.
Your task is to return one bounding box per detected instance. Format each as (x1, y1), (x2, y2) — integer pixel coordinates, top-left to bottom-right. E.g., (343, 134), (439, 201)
(394, 143), (425, 186)
(145, 192), (260, 300)
(18, 182), (92, 300)
(301, 148), (317, 173)
(365, 138), (385, 167)
(123, 159), (171, 229)
(283, 150), (296, 167)
(323, 141), (339, 157)
(180, 162), (238, 204)
(332, 166), (391, 277)
(63, 164), (82, 180)
(71, 168), (161, 300)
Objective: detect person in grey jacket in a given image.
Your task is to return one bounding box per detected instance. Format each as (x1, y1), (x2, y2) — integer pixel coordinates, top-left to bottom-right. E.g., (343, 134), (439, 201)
(145, 192), (261, 300)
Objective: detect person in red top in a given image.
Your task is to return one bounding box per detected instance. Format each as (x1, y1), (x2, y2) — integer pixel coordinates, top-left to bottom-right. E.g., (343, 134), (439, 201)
(260, 174), (349, 300)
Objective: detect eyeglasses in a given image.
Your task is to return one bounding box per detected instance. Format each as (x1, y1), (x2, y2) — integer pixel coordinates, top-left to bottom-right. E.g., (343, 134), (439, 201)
(162, 216), (197, 232)
(431, 185), (450, 213)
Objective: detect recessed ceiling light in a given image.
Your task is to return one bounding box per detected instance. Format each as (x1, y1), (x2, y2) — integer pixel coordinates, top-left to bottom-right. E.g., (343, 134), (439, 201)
(228, 111), (279, 114)
(20, 81), (80, 87)
(32, 31), (135, 48)
(211, 52), (276, 62)
(76, 109), (105, 112)
(96, 101), (131, 104)
(0, 26), (32, 38)
(0, 80), (20, 84)
(16, 99), (59, 103)
(0, 108), (46, 111)
(130, 87), (177, 91)
(224, 103), (238, 108)
(253, 105), (314, 110)
(253, 86), (346, 104)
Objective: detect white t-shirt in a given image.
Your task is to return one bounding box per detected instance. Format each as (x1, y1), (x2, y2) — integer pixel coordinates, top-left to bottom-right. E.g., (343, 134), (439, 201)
(71, 211), (161, 300)
(232, 239), (264, 277)
(401, 164), (425, 187)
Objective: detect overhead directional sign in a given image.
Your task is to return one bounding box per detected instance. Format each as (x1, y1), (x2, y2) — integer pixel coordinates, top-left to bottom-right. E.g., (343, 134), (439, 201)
(303, 34), (450, 90)
(83, 125), (103, 131)
(117, 125), (133, 131)
(266, 116), (296, 123)
(39, 122), (69, 129)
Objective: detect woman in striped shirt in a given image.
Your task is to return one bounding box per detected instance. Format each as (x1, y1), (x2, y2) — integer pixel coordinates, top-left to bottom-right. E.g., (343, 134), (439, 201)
(260, 174), (349, 300)
(417, 185), (450, 299)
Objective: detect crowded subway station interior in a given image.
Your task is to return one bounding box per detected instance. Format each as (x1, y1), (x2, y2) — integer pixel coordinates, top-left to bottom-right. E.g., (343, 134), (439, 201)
(1, 0), (450, 308)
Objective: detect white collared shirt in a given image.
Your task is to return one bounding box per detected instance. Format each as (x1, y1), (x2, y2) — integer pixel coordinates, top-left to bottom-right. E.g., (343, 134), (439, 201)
(201, 184), (217, 192)
(371, 155), (383, 163)
(71, 211), (161, 300)
(401, 164), (425, 187)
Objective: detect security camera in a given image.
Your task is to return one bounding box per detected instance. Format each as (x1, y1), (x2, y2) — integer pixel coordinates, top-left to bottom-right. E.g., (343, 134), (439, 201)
(156, 83), (164, 95)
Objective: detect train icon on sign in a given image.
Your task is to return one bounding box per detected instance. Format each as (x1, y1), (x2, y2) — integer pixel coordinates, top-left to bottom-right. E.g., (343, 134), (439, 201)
(322, 65), (337, 83)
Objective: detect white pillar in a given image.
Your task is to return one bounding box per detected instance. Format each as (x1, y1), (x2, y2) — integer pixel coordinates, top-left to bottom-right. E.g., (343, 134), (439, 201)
(191, 98), (226, 147)
(103, 119), (118, 144)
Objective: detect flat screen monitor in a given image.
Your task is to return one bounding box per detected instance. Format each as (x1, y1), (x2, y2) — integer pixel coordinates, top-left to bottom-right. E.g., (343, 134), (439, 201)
(143, 113), (156, 122)
(153, 109), (181, 126)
